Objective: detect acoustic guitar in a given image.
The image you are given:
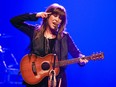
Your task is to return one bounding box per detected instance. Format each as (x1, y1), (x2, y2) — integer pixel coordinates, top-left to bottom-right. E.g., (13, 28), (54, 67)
(20, 52), (104, 85)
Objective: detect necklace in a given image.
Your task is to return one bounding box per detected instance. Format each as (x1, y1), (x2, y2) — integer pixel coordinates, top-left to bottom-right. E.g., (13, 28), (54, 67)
(44, 33), (56, 39)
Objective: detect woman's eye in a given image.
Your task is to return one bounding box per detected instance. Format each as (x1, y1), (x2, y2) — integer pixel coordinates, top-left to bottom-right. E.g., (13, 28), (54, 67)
(52, 14), (62, 20)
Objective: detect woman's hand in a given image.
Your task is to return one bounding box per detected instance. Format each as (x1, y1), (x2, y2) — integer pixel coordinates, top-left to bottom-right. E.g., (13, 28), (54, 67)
(36, 12), (51, 18)
(79, 58), (88, 65)
(78, 54), (88, 66)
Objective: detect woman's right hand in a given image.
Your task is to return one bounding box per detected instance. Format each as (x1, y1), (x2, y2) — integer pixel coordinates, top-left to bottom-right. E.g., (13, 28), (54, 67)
(36, 12), (51, 18)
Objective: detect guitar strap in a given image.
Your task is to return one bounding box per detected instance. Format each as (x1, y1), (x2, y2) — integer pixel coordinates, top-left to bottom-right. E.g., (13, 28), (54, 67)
(58, 78), (62, 87)
(48, 72), (62, 87)
(48, 70), (62, 87)
(48, 70), (57, 87)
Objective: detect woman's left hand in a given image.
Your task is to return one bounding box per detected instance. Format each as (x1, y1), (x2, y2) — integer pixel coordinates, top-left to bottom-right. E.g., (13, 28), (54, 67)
(78, 57), (88, 66)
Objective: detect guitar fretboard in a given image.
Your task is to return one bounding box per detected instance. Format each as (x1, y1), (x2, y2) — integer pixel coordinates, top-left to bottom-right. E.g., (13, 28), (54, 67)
(55, 56), (91, 67)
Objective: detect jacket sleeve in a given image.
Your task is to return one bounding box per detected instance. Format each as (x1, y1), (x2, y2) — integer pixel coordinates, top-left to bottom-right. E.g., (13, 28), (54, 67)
(10, 13), (38, 37)
(67, 33), (83, 58)
(67, 33), (86, 66)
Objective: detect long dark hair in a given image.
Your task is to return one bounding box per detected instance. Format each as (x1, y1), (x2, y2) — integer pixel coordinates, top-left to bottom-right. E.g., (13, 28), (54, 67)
(38, 3), (67, 40)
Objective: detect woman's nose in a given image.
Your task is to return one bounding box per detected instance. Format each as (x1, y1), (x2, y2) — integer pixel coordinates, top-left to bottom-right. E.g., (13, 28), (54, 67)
(55, 16), (61, 23)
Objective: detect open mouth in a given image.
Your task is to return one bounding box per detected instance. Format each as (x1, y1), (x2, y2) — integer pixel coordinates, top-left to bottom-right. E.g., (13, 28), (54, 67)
(53, 22), (58, 27)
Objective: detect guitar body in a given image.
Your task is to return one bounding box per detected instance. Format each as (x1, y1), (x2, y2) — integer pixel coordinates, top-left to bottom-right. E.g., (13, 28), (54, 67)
(20, 52), (104, 85)
(20, 54), (60, 85)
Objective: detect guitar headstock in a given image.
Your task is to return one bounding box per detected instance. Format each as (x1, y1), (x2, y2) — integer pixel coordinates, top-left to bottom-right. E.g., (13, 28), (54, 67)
(90, 52), (104, 60)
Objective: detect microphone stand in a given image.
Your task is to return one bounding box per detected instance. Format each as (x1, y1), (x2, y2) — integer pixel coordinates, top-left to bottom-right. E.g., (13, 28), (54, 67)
(49, 32), (57, 87)
(49, 30), (58, 87)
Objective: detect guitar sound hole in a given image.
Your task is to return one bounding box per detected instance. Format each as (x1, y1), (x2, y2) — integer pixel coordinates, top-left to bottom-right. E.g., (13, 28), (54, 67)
(41, 62), (50, 70)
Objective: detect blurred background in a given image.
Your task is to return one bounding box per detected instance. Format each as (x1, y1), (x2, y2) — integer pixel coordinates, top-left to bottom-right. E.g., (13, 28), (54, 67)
(0, 0), (116, 87)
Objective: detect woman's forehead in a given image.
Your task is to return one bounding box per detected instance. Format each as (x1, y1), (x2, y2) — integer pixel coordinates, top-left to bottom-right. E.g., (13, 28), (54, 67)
(51, 12), (64, 17)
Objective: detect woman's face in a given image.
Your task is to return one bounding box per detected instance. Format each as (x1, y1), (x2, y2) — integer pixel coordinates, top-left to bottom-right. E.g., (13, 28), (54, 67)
(47, 13), (62, 30)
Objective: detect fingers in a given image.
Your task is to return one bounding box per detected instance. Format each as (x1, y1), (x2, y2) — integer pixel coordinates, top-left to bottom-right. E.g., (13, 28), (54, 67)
(79, 58), (88, 64)
(36, 12), (51, 18)
(46, 12), (52, 15)
(42, 12), (51, 18)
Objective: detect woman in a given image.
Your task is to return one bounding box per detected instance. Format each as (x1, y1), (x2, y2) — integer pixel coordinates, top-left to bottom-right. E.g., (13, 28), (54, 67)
(10, 3), (88, 87)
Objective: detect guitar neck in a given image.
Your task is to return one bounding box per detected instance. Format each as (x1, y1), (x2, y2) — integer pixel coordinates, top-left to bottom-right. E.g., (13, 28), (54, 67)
(55, 56), (91, 67)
